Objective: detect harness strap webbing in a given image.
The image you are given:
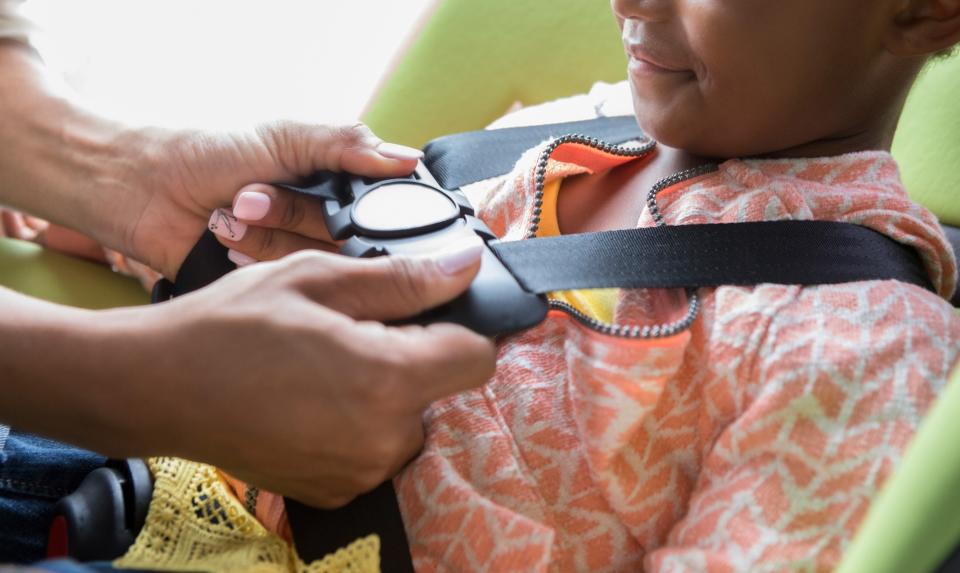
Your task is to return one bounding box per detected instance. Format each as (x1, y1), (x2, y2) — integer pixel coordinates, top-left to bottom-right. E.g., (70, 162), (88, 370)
(491, 221), (932, 294)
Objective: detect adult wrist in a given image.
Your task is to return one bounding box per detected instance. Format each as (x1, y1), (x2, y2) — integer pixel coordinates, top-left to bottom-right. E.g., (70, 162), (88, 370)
(0, 294), (114, 453)
(0, 42), (155, 257)
(71, 302), (187, 458)
(0, 289), (176, 458)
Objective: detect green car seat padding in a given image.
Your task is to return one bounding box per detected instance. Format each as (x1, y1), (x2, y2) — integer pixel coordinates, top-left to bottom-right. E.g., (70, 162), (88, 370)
(0, 238), (147, 309)
(892, 55), (960, 227)
(362, 0), (627, 149)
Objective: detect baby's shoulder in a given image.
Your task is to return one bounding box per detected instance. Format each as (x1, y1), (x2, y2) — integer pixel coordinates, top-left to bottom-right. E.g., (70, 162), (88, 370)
(740, 280), (960, 376)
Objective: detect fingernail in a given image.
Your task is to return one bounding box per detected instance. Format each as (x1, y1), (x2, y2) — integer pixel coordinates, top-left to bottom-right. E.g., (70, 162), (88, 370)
(376, 142), (423, 161)
(434, 236), (484, 275)
(233, 190), (271, 221)
(227, 249), (257, 267)
(208, 209), (247, 241)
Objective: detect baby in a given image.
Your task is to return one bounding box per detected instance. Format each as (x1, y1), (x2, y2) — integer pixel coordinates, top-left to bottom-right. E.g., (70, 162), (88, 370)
(128, 0), (960, 572)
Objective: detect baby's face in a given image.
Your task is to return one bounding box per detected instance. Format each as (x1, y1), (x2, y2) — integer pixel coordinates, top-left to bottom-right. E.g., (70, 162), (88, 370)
(612, 0), (911, 158)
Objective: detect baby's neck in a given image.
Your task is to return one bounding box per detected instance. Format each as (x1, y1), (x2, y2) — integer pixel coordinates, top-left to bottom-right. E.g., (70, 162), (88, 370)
(743, 100), (903, 161)
(758, 128), (894, 160)
(655, 145), (714, 173)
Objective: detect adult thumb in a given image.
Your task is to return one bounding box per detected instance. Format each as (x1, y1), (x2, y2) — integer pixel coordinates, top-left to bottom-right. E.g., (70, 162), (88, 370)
(300, 235), (486, 323)
(259, 121), (423, 179)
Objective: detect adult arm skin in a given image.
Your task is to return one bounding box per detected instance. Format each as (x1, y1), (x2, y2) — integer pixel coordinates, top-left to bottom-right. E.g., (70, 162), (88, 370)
(0, 41), (423, 278)
(0, 41), (139, 260)
(0, 244), (495, 508)
(0, 40), (496, 507)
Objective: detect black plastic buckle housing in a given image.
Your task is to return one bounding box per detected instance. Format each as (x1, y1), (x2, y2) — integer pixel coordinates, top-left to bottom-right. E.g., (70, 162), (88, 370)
(48, 459), (153, 561)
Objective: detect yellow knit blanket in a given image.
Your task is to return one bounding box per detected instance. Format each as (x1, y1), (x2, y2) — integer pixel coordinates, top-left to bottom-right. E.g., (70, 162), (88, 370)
(114, 458), (381, 573)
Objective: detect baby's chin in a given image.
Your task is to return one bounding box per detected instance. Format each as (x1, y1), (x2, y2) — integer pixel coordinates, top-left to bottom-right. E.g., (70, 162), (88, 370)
(629, 81), (789, 159)
(634, 106), (774, 160)
(631, 90), (842, 160)
(633, 110), (723, 158)
(631, 92), (717, 157)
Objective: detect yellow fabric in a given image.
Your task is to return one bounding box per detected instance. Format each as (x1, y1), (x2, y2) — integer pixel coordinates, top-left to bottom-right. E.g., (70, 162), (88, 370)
(538, 179), (618, 323)
(115, 458), (380, 573)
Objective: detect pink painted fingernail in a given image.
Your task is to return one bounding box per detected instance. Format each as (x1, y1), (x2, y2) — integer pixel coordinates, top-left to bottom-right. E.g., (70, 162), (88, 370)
(434, 236), (484, 275)
(227, 249), (257, 267)
(233, 190), (271, 221)
(376, 142), (423, 161)
(208, 209), (247, 241)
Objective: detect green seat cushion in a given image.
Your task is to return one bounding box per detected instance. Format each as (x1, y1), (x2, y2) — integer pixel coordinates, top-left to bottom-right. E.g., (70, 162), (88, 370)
(363, 0), (626, 149)
(891, 56), (960, 225)
(0, 237), (148, 309)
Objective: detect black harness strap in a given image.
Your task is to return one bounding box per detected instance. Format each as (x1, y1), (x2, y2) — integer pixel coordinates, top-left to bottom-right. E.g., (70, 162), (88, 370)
(491, 221), (933, 293)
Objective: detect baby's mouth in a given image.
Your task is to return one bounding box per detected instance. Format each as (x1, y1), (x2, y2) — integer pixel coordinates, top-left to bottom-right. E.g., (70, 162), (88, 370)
(624, 44), (688, 74)
(621, 19), (693, 77)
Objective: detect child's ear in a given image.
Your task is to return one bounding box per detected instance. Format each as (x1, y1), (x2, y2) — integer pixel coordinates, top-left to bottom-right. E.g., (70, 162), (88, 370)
(887, 0), (960, 56)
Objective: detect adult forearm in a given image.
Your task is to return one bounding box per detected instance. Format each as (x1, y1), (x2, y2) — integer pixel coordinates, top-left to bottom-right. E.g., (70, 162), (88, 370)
(0, 287), (136, 454)
(0, 42), (149, 254)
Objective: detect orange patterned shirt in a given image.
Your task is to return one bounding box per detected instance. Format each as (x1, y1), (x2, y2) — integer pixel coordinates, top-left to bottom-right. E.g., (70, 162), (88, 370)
(394, 138), (960, 572)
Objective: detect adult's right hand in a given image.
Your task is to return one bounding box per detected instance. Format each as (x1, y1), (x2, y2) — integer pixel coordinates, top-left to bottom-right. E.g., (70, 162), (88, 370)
(90, 237), (495, 508)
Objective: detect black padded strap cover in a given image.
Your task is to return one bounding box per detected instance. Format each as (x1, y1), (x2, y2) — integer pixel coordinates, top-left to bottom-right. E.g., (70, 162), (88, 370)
(423, 115), (644, 189)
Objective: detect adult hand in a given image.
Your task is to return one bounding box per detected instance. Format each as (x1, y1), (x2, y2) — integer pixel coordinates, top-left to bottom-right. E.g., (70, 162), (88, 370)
(125, 122), (422, 279)
(90, 238), (495, 508)
(1, 208), (109, 262)
(205, 182), (345, 268)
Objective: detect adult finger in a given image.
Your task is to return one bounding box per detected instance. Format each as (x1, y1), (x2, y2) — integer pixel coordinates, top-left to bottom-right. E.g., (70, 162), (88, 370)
(392, 322), (497, 407)
(284, 234), (485, 322)
(231, 183), (334, 242)
(259, 121), (423, 180)
(208, 208), (338, 263)
(40, 225), (108, 262)
(1, 210), (40, 241)
(23, 215), (48, 232)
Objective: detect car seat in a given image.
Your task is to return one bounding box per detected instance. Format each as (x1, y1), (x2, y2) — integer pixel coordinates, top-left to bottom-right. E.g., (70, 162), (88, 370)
(1, 0), (958, 570)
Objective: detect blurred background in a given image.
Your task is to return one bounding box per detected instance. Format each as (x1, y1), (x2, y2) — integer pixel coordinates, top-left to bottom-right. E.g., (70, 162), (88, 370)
(21, 0), (435, 128)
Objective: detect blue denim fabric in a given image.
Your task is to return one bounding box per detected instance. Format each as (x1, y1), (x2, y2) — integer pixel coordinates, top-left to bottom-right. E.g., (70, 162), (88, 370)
(0, 428), (105, 563)
(30, 559), (147, 572)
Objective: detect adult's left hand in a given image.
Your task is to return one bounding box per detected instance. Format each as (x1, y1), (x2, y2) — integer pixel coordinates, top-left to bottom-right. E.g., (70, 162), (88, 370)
(124, 122), (422, 279)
